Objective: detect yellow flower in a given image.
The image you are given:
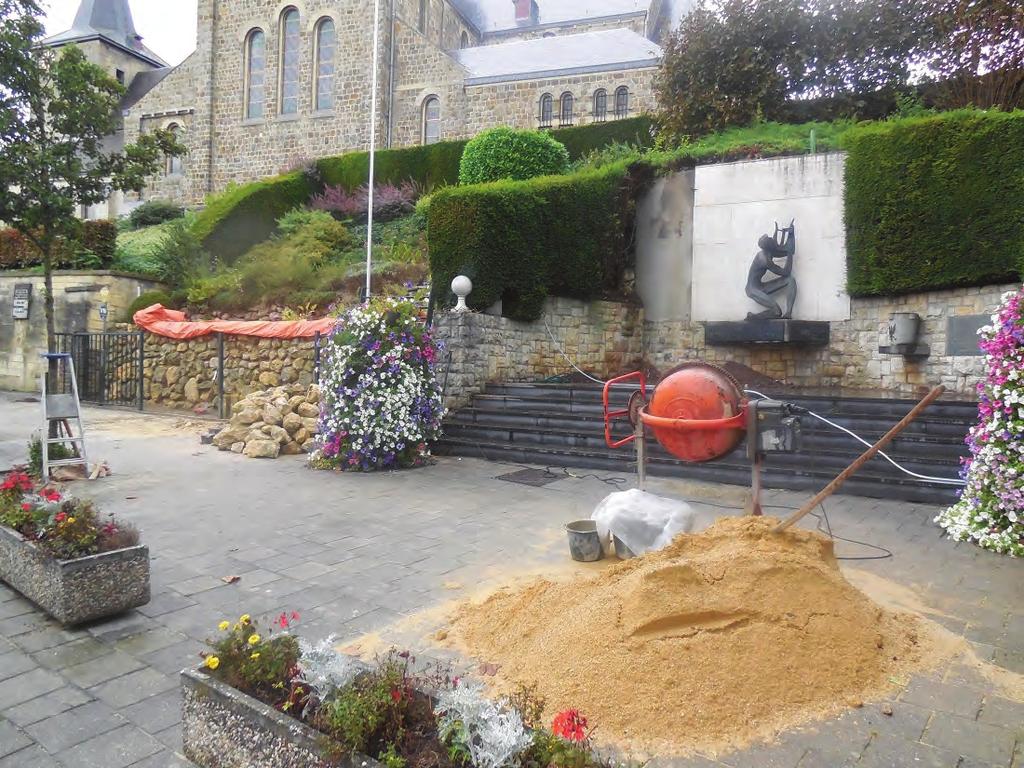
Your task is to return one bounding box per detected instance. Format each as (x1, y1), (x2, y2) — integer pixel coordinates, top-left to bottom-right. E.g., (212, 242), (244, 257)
(205, 655), (220, 670)
(67, 517), (76, 524)
(250, 652), (260, 660)
(247, 633), (260, 646)
(218, 621), (230, 631)
(239, 614), (251, 624)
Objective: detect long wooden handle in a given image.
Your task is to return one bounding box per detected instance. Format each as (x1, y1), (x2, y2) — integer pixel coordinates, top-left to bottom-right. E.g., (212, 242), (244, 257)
(774, 385), (946, 533)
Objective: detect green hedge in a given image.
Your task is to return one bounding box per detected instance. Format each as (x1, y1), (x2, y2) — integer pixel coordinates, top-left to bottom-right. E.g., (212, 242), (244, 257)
(844, 110), (1024, 296)
(192, 172), (315, 263)
(317, 140), (468, 192)
(428, 164), (635, 321)
(551, 116), (655, 159)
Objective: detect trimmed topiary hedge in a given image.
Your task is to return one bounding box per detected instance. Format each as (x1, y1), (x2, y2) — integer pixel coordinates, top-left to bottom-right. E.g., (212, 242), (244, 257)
(428, 163), (638, 321)
(552, 116), (655, 159)
(317, 140), (468, 192)
(192, 172), (316, 264)
(844, 110), (1024, 296)
(459, 127), (570, 184)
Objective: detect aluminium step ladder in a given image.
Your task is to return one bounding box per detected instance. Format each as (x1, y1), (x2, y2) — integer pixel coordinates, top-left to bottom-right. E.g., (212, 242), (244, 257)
(39, 353), (89, 479)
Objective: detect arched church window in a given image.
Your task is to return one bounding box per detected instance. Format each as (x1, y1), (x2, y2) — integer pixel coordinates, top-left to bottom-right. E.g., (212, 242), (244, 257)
(244, 29), (266, 119)
(538, 93), (552, 128)
(314, 17), (336, 110)
(460, 30), (469, 49)
(418, 0), (428, 33)
(614, 86), (629, 118)
(279, 8), (301, 115)
(422, 96), (441, 145)
(559, 92), (574, 127)
(593, 89), (607, 123)
(166, 124), (184, 176)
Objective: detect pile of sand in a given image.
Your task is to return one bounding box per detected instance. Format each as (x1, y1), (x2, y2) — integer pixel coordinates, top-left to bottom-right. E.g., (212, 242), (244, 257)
(446, 516), (948, 756)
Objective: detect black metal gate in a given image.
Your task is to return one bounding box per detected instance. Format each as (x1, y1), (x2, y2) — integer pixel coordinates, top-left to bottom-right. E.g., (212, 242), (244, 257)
(55, 332), (145, 409)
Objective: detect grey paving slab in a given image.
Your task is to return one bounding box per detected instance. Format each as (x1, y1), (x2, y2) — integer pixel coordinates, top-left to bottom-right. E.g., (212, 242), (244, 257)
(921, 712), (1017, 765)
(0, 649), (37, 681)
(978, 695), (1024, 731)
(60, 651), (146, 688)
(31, 637), (109, 671)
(0, 745), (63, 768)
(55, 723), (163, 768)
(0, 668), (65, 709)
(120, 688), (182, 735)
(899, 677), (984, 718)
(24, 700), (126, 754)
(2, 685), (93, 727)
(0, 719), (31, 759)
(859, 734), (961, 768)
(88, 666), (177, 709)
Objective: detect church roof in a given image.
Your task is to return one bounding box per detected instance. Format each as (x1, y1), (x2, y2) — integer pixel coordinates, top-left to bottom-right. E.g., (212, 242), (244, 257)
(454, 27), (661, 84)
(450, 0), (649, 33)
(42, 0), (167, 68)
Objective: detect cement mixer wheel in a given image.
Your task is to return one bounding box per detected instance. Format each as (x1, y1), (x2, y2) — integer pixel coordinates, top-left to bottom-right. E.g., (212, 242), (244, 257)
(627, 390), (646, 428)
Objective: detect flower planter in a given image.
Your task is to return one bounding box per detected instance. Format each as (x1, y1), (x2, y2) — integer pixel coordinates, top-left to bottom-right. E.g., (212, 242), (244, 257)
(182, 667), (382, 768)
(0, 524), (149, 626)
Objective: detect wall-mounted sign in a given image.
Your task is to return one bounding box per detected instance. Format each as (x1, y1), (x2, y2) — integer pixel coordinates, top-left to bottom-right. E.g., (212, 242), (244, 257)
(12, 283), (31, 320)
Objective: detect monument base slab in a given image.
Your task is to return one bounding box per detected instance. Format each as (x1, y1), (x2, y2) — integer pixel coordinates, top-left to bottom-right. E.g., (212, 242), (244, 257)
(704, 319), (830, 346)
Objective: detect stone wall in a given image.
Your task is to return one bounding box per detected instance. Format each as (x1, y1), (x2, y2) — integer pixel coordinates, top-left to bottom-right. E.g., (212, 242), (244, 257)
(433, 297), (645, 407)
(482, 14), (648, 44)
(0, 271), (164, 392)
(643, 283), (1015, 398)
(142, 334), (319, 411)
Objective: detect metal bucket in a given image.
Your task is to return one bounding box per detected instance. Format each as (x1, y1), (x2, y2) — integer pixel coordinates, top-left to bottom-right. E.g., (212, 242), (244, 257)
(565, 520), (604, 562)
(613, 534), (636, 559)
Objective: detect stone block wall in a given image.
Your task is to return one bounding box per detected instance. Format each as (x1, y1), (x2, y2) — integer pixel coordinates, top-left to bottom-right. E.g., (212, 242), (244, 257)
(142, 334), (318, 411)
(433, 297), (645, 407)
(644, 283), (1016, 397)
(0, 271), (164, 392)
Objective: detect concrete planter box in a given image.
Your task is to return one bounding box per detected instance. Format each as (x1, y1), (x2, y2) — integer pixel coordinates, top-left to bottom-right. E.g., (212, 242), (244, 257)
(182, 667), (380, 768)
(0, 524), (149, 625)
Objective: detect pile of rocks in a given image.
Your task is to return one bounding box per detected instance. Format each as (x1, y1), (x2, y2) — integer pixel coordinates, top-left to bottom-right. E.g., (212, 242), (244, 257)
(212, 384), (320, 459)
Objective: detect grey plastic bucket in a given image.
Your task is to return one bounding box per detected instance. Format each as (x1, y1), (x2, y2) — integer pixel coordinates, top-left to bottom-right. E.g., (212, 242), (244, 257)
(566, 520), (604, 562)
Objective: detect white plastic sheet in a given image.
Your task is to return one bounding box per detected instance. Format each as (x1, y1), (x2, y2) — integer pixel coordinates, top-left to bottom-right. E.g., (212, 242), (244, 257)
(591, 488), (696, 555)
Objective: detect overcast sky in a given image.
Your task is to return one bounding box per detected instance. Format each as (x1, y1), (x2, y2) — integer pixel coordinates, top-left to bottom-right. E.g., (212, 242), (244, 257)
(42, 0), (198, 66)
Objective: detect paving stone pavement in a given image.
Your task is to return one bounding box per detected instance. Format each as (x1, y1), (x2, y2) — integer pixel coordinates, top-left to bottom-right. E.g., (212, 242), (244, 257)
(0, 392), (1021, 768)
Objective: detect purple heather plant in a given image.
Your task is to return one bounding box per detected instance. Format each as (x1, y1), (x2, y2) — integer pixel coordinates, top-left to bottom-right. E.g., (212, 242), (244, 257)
(310, 181), (420, 223)
(936, 285), (1024, 556)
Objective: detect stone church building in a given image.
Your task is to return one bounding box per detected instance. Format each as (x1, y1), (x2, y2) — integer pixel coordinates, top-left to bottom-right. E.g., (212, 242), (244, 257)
(45, 0), (678, 208)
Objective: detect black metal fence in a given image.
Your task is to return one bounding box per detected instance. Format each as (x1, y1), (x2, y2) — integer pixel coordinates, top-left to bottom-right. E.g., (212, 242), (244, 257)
(55, 331), (144, 409)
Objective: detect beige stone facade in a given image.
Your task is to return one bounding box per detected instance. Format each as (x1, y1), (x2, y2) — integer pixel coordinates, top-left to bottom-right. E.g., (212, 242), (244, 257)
(117, 0), (663, 204)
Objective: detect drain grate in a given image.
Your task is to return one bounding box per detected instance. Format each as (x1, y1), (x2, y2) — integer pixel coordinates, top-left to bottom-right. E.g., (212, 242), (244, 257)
(496, 468), (560, 487)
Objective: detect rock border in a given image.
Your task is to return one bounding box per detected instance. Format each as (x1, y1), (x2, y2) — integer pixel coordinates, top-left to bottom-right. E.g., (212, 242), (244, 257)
(0, 524), (150, 626)
(182, 666), (381, 768)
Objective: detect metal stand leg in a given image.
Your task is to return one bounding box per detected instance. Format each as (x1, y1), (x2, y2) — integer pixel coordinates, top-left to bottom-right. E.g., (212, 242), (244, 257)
(635, 420), (647, 492)
(751, 453), (763, 516)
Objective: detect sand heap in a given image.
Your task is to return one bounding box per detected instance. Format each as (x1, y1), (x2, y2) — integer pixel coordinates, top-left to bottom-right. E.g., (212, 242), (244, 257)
(447, 516), (944, 756)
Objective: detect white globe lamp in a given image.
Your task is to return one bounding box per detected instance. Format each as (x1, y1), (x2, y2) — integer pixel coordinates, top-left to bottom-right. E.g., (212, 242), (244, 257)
(451, 275), (472, 313)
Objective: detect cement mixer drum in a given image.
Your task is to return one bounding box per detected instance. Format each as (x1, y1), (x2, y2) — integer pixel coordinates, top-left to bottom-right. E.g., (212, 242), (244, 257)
(644, 363), (746, 463)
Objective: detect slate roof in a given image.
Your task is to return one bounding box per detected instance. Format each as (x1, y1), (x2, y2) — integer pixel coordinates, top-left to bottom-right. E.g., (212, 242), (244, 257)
(42, 0), (167, 68)
(450, 0), (649, 33)
(121, 67), (173, 110)
(454, 27), (661, 84)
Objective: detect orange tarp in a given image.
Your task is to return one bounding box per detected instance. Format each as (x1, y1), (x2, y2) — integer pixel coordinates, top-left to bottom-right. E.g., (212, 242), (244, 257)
(133, 304), (336, 340)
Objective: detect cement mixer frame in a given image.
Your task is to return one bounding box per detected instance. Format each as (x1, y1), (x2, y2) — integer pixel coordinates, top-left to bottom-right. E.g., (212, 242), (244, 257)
(603, 362), (948, 528)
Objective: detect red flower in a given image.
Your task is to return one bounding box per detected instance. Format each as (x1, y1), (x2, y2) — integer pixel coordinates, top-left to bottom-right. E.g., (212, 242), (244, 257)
(54, 512), (67, 523)
(20, 503), (32, 513)
(551, 709), (589, 743)
(277, 613), (290, 629)
(290, 611), (300, 621)
(40, 489), (61, 503)
(390, 688), (402, 702)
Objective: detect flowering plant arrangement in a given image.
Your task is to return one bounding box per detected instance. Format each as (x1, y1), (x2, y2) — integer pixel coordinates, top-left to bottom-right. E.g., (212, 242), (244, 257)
(0, 470), (139, 559)
(313, 296), (445, 472)
(195, 613), (613, 768)
(936, 286), (1024, 556)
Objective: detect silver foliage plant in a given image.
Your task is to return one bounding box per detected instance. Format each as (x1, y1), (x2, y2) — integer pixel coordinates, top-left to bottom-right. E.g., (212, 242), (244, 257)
(435, 681), (533, 768)
(296, 635), (362, 717)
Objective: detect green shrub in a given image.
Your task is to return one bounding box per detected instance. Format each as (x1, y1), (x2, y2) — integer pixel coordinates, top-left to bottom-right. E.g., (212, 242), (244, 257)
(113, 220), (177, 275)
(80, 220), (117, 267)
(129, 200), (185, 229)
(843, 110), (1024, 296)
(125, 290), (174, 321)
(316, 140), (467, 192)
(191, 172), (316, 263)
(0, 228), (34, 268)
(149, 219), (208, 289)
(552, 116), (655, 159)
(458, 127), (570, 185)
(429, 163), (634, 320)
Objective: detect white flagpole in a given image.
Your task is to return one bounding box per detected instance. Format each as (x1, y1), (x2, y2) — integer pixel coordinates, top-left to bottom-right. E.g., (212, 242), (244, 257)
(365, 0), (382, 302)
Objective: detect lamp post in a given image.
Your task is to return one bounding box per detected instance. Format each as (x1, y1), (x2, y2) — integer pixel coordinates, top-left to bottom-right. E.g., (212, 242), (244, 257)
(364, 0), (383, 302)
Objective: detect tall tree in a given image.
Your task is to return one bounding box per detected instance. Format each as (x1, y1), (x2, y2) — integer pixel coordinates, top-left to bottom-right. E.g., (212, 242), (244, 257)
(0, 0), (183, 355)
